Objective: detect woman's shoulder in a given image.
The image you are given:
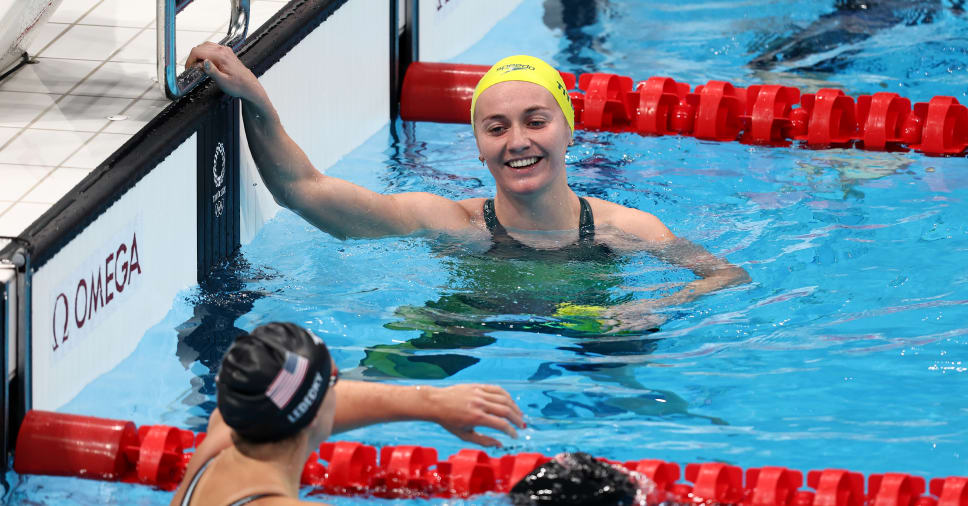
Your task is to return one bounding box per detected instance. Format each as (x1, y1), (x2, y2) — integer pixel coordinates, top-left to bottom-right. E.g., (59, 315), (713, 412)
(457, 197), (489, 220)
(583, 196), (675, 243)
(582, 196), (647, 224)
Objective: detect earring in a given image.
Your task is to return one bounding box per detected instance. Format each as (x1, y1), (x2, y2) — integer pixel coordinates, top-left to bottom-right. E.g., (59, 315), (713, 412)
(479, 155), (485, 166)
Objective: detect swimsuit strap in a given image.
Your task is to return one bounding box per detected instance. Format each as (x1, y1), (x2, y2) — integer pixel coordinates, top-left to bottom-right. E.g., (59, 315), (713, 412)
(482, 198), (504, 236)
(228, 493), (286, 506)
(181, 457), (215, 506)
(181, 454), (286, 506)
(577, 197), (595, 241)
(483, 197), (596, 241)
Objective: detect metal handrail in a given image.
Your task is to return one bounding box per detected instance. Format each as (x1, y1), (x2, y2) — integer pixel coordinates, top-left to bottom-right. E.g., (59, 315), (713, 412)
(157, 0), (250, 99)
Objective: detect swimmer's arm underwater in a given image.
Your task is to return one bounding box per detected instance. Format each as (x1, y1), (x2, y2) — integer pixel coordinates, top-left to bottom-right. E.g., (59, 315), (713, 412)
(593, 198), (750, 330)
(646, 236), (751, 305)
(606, 242), (750, 331)
(186, 43), (472, 240)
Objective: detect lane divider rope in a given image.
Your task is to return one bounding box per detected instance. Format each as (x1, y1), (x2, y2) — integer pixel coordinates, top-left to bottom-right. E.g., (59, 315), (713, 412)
(12, 410), (968, 504)
(399, 62), (968, 156)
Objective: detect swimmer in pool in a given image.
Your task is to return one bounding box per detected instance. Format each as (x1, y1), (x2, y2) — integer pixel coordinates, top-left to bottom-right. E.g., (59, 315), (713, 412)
(749, 0), (962, 73)
(186, 43), (750, 331)
(170, 322), (524, 506)
(510, 451), (655, 506)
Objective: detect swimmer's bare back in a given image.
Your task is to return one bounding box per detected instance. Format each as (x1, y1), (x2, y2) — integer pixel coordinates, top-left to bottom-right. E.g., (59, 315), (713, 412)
(171, 411), (312, 506)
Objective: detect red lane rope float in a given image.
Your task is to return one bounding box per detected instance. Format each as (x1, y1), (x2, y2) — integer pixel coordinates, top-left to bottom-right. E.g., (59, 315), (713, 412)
(399, 61), (968, 157)
(12, 410), (968, 504)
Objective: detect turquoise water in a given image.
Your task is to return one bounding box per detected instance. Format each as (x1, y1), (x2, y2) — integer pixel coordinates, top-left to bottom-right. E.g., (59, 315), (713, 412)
(7, 0), (968, 504)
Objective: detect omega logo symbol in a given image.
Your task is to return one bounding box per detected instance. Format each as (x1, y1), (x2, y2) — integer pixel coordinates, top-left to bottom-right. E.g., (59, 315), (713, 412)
(213, 142), (226, 188)
(211, 141), (228, 219)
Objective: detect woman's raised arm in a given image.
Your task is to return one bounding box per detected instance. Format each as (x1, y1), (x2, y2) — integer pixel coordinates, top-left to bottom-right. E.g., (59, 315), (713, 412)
(185, 43), (471, 239)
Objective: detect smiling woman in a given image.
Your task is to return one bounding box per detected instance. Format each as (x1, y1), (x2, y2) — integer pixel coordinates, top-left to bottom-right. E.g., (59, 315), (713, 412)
(185, 42), (749, 332)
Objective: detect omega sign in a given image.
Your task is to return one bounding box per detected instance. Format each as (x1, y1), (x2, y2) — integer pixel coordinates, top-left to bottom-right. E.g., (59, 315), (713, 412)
(49, 220), (143, 359)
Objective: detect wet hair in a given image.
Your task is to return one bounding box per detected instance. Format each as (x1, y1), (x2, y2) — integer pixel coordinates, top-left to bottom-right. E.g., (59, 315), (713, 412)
(509, 452), (644, 506)
(216, 322), (333, 443)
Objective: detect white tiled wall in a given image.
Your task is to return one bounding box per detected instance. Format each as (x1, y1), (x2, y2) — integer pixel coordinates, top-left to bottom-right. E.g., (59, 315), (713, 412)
(0, 0), (289, 237)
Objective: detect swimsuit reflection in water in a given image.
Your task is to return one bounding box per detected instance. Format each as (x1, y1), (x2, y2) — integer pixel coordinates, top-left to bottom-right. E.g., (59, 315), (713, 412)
(360, 197), (658, 380)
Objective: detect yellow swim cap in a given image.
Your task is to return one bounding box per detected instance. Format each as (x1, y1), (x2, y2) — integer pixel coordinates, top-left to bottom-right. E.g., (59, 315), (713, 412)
(470, 55), (574, 132)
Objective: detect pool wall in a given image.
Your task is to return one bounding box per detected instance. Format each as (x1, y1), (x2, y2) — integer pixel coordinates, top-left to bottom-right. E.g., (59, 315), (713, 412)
(29, 139), (197, 411)
(417, 0), (524, 63)
(240, 0), (390, 241)
(0, 0), (524, 483)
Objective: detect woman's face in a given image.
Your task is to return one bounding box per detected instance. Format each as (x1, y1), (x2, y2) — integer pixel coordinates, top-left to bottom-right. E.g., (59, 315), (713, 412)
(474, 81), (572, 196)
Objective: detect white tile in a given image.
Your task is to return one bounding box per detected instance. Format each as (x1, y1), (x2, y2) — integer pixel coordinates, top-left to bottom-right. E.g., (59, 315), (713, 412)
(142, 81), (167, 100)
(49, 0), (103, 24)
(71, 61), (156, 98)
(103, 99), (168, 134)
(40, 24), (141, 60)
(250, 1), (284, 32)
(25, 22), (71, 55)
(0, 58), (100, 95)
(0, 164), (54, 201)
(0, 129), (94, 166)
(0, 201), (12, 215)
(62, 132), (132, 168)
(0, 202), (52, 236)
(0, 91), (58, 128)
(0, 127), (19, 146)
(117, 28), (211, 66)
(177, 0), (230, 32)
(79, 0), (155, 28)
(21, 168), (92, 203)
(34, 95), (135, 132)
(111, 29), (155, 64)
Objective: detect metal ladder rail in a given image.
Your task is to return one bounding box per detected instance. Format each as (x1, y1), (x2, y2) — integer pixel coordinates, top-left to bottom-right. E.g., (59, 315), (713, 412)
(157, 0), (250, 99)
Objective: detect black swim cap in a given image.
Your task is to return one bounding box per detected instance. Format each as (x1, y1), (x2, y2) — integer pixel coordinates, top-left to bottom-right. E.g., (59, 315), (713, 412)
(216, 322), (333, 443)
(509, 452), (646, 506)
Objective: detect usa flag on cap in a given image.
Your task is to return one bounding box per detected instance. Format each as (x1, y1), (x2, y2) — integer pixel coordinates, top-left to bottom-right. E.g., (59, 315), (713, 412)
(266, 351), (308, 409)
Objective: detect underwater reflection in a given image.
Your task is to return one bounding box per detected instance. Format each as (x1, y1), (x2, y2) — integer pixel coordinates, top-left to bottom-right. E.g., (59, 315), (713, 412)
(353, 238), (725, 425)
(749, 0), (961, 73)
(174, 253), (277, 430)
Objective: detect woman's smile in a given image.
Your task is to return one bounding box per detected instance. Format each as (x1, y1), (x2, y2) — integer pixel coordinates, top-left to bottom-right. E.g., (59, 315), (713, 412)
(507, 156), (542, 169)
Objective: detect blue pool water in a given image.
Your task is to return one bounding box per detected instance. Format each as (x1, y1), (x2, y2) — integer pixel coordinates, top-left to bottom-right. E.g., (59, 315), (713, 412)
(7, 0), (968, 504)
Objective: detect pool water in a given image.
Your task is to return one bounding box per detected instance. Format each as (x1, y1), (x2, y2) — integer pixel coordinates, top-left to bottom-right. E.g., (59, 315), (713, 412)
(7, 0), (968, 504)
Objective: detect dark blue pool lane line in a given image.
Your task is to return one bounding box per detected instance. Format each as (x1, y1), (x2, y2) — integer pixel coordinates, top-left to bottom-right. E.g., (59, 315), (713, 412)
(196, 98), (241, 278)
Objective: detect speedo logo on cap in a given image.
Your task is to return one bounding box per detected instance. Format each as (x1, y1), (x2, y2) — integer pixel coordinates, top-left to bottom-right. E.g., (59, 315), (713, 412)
(495, 63), (535, 74)
(556, 81), (571, 101)
(287, 372), (323, 423)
